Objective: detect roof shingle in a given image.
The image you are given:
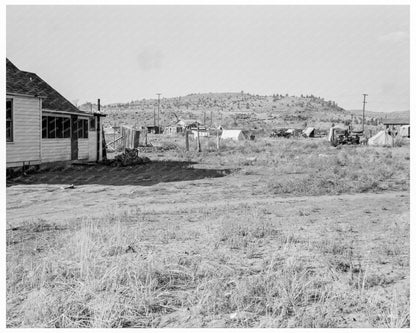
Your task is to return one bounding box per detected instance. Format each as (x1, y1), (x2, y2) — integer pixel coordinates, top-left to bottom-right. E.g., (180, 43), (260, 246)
(6, 58), (90, 115)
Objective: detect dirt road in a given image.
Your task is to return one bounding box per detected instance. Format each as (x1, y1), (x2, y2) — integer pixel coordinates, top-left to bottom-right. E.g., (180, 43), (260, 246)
(6, 167), (409, 229)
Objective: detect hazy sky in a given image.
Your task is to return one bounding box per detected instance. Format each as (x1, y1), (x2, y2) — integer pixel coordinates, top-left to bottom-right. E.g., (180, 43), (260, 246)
(7, 5), (409, 112)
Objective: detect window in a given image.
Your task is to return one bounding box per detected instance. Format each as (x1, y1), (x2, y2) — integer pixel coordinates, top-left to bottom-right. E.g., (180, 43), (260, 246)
(6, 99), (13, 142)
(56, 117), (63, 138)
(42, 115), (71, 139)
(90, 118), (96, 131)
(77, 119), (89, 139)
(63, 118), (70, 138)
(42, 116), (47, 138)
(48, 117), (56, 138)
(83, 119), (89, 138)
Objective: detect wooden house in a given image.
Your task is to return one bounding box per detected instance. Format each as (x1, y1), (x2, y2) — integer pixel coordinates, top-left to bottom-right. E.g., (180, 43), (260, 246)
(145, 125), (162, 134)
(6, 58), (106, 168)
(382, 116), (410, 138)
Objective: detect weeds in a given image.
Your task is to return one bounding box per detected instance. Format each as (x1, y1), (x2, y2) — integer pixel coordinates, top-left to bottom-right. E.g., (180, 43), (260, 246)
(6, 137), (409, 328)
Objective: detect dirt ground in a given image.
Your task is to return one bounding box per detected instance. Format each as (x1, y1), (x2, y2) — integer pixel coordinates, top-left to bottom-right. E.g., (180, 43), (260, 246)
(6, 163), (408, 229)
(6, 149), (410, 328)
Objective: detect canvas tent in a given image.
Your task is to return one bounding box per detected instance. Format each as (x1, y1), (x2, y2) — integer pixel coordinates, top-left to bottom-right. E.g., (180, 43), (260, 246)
(302, 127), (315, 137)
(221, 129), (246, 141)
(398, 125), (410, 138)
(104, 127), (118, 135)
(368, 130), (393, 147)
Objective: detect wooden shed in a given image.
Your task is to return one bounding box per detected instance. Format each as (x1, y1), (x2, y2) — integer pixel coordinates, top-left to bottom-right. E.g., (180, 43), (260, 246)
(382, 116), (410, 138)
(6, 58), (106, 168)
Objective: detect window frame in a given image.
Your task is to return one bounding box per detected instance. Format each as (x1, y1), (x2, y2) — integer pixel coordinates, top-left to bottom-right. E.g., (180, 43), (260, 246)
(47, 116), (56, 139)
(77, 118), (89, 139)
(63, 117), (71, 138)
(6, 98), (13, 143)
(42, 114), (71, 139)
(89, 118), (96, 131)
(42, 116), (48, 139)
(56, 117), (63, 139)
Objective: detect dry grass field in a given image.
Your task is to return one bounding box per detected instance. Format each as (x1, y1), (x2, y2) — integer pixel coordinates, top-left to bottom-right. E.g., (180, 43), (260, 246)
(6, 137), (410, 328)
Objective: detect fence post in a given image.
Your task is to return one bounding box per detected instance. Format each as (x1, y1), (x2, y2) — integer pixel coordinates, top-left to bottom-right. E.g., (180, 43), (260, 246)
(185, 130), (189, 151)
(113, 123), (116, 150)
(144, 127), (148, 146)
(216, 129), (220, 151)
(196, 125), (201, 152)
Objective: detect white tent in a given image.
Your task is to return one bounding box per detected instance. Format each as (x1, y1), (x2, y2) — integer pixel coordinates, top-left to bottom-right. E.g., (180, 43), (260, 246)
(104, 127), (117, 135)
(221, 129), (246, 141)
(368, 130), (394, 147)
(303, 127), (315, 137)
(398, 125), (410, 138)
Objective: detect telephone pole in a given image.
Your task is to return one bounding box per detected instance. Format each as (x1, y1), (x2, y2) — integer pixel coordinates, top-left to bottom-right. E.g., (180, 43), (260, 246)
(362, 94), (367, 133)
(156, 93), (161, 130)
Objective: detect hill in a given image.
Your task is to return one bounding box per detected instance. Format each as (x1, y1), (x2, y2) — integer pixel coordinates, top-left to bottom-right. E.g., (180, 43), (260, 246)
(348, 109), (410, 120)
(80, 92), (391, 131)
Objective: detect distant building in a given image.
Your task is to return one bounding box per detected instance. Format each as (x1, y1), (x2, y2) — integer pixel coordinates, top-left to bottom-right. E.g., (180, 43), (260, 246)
(382, 116), (410, 138)
(164, 125), (182, 136)
(191, 128), (209, 138)
(145, 125), (162, 134)
(382, 117), (410, 127)
(164, 119), (204, 135)
(6, 58), (106, 168)
(176, 119), (202, 131)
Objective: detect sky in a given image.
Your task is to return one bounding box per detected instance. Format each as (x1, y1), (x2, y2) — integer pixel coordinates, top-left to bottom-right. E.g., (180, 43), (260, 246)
(6, 5), (410, 112)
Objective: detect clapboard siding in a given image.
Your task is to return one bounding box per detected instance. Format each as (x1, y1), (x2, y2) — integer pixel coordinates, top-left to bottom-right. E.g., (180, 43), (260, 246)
(6, 95), (41, 166)
(78, 139), (89, 159)
(88, 131), (97, 161)
(41, 139), (71, 162)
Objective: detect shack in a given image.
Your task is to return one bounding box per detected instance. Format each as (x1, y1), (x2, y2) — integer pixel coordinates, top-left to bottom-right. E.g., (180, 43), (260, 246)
(382, 117), (410, 138)
(6, 58), (106, 168)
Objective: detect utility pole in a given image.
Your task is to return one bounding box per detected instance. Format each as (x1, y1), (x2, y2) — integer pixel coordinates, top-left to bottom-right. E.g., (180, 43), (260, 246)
(362, 94), (367, 133)
(156, 93), (161, 132)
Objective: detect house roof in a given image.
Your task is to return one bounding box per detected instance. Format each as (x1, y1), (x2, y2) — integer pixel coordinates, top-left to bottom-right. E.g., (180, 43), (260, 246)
(6, 58), (91, 116)
(382, 117), (410, 125)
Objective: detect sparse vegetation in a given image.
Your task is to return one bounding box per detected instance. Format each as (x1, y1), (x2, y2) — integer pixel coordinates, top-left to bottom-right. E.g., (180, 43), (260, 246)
(7, 135), (409, 328)
(7, 195), (409, 327)
(94, 92), (370, 131)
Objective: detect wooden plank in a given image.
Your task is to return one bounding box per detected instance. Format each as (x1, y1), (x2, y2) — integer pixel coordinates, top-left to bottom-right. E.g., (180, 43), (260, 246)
(6, 96), (41, 163)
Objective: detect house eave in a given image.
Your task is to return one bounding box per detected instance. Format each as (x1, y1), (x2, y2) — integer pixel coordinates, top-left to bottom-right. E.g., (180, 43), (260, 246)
(42, 109), (94, 117)
(6, 92), (46, 99)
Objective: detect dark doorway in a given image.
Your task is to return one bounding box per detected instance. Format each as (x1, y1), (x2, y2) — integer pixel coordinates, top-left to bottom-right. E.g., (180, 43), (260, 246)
(71, 115), (78, 160)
